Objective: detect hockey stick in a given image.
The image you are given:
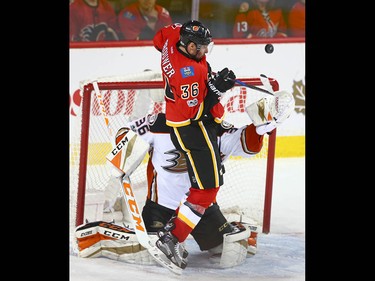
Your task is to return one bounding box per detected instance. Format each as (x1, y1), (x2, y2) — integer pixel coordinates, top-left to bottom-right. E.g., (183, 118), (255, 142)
(92, 81), (183, 275)
(259, 74), (275, 94)
(212, 72), (274, 96)
(117, 176), (152, 247)
(93, 80), (148, 234)
(233, 78), (274, 96)
(92, 81), (114, 137)
(92, 80), (153, 247)
(117, 176), (182, 274)
(106, 133), (183, 274)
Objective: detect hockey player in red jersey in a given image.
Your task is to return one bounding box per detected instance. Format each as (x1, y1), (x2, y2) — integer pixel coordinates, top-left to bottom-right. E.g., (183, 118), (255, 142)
(152, 20), (240, 269)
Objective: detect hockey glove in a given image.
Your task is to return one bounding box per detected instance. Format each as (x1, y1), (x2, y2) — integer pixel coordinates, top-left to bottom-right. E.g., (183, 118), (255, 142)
(204, 68), (235, 110)
(213, 68), (236, 93)
(245, 90), (295, 135)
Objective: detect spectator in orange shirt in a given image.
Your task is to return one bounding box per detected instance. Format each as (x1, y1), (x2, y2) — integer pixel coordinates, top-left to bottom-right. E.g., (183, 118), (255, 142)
(288, 0), (305, 37)
(118, 0), (173, 40)
(232, 0), (288, 38)
(70, 0), (122, 41)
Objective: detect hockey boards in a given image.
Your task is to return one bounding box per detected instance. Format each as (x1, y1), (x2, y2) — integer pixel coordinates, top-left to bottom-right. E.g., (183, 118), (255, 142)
(115, 174), (183, 275)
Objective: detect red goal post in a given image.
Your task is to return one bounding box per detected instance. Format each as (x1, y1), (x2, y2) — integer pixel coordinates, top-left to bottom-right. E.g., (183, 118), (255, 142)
(69, 71), (279, 238)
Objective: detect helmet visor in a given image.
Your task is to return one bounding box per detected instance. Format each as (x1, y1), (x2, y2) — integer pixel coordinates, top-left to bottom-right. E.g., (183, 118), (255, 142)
(196, 41), (214, 56)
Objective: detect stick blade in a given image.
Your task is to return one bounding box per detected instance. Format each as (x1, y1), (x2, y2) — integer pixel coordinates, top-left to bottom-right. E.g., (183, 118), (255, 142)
(259, 74), (274, 94)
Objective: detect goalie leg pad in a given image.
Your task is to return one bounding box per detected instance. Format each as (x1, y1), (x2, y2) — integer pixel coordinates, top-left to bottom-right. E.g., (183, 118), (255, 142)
(75, 221), (157, 265)
(245, 90), (295, 134)
(208, 221), (250, 268)
(207, 221), (258, 267)
(103, 195), (134, 225)
(241, 223), (258, 255)
(103, 176), (122, 213)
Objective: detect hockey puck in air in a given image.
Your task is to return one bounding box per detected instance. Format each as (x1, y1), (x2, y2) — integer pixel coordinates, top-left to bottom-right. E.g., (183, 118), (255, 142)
(265, 44), (274, 54)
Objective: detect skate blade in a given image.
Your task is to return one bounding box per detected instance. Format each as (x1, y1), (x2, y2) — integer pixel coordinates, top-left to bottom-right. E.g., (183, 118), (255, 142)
(147, 246), (183, 275)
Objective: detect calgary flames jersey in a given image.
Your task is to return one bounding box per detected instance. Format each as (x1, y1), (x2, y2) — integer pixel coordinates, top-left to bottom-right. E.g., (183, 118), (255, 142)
(153, 24), (224, 127)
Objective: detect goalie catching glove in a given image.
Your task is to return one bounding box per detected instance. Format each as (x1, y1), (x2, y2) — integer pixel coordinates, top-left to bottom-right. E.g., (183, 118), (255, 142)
(246, 90), (295, 135)
(104, 127), (150, 215)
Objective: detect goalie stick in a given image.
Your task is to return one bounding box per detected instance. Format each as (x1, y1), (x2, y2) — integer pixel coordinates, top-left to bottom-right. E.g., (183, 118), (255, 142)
(117, 176), (183, 275)
(92, 81), (183, 275)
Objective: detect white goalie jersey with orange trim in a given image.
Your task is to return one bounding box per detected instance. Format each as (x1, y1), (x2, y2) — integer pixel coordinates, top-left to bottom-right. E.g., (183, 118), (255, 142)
(126, 113), (264, 211)
(78, 113), (263, 267)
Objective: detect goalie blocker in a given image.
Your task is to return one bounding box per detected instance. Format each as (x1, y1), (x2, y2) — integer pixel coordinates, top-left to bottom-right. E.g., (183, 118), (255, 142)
(75, 220), (258, 268)
(106, 127), (150, 179)
(245, 90), (295, 135)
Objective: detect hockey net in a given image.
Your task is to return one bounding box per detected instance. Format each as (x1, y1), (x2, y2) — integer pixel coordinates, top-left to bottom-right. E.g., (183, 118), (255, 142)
(69, 70), (279, 248)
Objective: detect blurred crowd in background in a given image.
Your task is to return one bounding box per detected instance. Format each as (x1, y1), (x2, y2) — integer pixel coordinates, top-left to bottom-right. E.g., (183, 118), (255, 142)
(70, 0), (305, 42)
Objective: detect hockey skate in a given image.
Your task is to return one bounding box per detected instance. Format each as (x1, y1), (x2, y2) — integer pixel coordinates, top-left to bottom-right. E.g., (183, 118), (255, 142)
(155, 229), (188, 269)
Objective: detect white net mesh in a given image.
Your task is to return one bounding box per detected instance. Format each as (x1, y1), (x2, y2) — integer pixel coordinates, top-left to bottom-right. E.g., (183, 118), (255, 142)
(70, 72), (277, 250)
